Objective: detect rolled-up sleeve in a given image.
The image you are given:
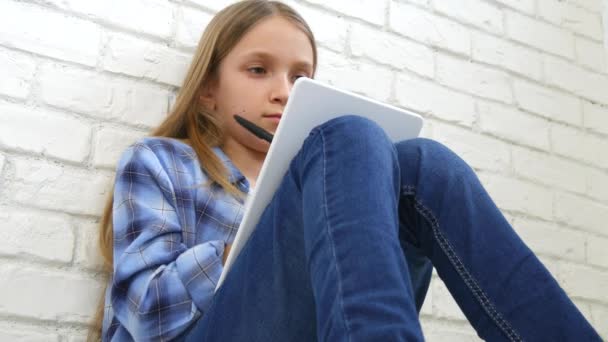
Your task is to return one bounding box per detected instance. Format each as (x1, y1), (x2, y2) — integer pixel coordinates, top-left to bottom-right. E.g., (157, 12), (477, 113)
(110, 142), (224, 341)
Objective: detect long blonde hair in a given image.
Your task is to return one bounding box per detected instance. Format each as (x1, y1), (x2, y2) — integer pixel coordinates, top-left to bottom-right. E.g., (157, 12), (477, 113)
(88, 1), (317, 339)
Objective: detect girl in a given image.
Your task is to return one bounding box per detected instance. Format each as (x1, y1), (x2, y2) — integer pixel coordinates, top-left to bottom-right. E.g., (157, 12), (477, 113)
(91, 1), (601, 341)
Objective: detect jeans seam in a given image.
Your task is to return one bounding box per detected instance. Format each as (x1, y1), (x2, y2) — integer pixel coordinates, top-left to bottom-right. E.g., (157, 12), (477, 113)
(319, 127), (352, 341)
(402, 185), (523, 342)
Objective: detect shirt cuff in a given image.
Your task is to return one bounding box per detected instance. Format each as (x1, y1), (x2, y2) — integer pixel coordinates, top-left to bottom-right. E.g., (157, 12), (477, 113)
(175, 240), (225, 312)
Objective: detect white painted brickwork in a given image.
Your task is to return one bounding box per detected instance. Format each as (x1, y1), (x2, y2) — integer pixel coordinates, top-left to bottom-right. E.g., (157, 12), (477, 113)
(0, 0), (606, 339)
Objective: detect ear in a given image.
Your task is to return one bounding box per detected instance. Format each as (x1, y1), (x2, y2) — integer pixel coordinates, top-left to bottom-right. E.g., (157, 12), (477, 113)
(198, 83), (217, 111)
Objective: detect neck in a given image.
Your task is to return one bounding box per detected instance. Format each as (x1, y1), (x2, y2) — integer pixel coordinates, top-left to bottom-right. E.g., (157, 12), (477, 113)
(221, 139), (266, 189)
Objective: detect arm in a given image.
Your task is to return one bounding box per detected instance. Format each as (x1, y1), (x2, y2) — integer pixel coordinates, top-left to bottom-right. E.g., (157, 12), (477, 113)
(109, 143), (225, 340)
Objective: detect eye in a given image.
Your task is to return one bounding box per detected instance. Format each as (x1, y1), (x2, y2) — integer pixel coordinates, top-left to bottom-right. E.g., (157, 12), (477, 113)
(248, 66), (266, 75)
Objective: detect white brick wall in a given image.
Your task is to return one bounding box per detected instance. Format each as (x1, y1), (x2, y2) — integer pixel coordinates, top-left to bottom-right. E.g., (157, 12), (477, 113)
(0, 48), (36, 100)
(0, 0), (606, 339)
(605, 0), (608, 51)
(472, 31), (544, 81)
(506, 10), (576, 59)
(0, 207), (75, 263)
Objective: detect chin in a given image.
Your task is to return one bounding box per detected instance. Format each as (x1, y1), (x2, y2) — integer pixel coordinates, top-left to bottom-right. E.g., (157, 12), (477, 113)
(244, 137), (270, 154)
(254, 142), (271, 154)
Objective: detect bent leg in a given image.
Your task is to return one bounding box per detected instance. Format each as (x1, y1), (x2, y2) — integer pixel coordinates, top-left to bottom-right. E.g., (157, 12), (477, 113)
(183, 116), (425, 341)
(396, 138), (601, 341)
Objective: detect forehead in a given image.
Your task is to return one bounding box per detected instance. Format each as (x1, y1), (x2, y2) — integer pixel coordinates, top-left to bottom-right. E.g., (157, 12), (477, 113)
(227, 16), (314, 67)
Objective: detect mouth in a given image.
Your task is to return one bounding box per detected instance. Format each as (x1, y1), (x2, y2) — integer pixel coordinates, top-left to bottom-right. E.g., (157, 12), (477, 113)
(263, 113), (282, 123)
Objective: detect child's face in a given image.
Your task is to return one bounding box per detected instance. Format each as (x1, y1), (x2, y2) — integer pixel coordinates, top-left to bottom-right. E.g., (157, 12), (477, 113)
(201, 16), (314, 154)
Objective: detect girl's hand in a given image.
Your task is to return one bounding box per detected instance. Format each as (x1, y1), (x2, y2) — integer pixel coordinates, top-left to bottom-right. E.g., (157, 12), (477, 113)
(222, 243), (232, 265)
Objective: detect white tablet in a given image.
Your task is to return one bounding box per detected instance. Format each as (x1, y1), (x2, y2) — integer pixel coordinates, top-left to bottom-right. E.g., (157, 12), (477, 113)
(217, 77), (424, 289)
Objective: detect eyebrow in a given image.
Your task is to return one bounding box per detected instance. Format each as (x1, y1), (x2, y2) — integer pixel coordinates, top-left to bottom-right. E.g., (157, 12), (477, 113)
(240, 50), (314, 71)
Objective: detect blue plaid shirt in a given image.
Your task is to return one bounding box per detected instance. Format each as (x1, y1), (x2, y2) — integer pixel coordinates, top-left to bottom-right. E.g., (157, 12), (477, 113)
(102, 137), (250, 341)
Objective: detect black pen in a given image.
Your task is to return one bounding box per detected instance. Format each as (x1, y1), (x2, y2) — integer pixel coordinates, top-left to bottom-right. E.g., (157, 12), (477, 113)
(234, 114), (274, 143)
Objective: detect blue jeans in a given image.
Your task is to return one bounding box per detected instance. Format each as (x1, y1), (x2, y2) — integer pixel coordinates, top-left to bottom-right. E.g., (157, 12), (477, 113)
(180, 115), (600, 341)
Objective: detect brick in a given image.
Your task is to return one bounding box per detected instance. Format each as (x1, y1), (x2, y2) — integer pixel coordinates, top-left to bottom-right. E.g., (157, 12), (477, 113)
(567, 0), (604, 12)
(285, 1), (348, 53)
(395, 73), (475, 127)
(493, 0), (535, 14)
(544, 55), (608, 105)
(43, 0), (174, 40)
(513, 79), (582, 126)
(478, 173), (553, 220)
(389, 2), (471, 56)
(512, 217), (586, 262)
(0, 154), (5, 176)
(0, 1), (99, 66)
(0, 207), (75, 263)
(3, 158), (113, 216)
(0, 48), (36, 100)
(433, 0), (503, 34)
(587, 235), (608, 268)
(551, 124), (608, 169)
(538, 0), (603, 40)
(553, 261), (608, 303)
(404, 0), (430, 6)
(350, 24), (434, 77)
(0, 102), (91, 163)
(93, 126), (143, 169)
(477, 102), (550, 151)
(433, 123), (510, 172)
(506, 10), (575, 59)
(0, 329), (60, 342)
(104, 32), (192, 87)
(512, 146), (587, 194)
(316, 49), (392, 101)
(422, 328), (480, 342)
(472, 32), (543, 81)
(69, 333), (99, 342)
(587, 168), (608, 202)
(420, 316), (481, 340)
(0, 264), (104, 324)
(554, 191), (608, 236)
(432, 278), (467, 321)
(303, 0), (387, 26)
(176, 6), (213, 50)
(590, 304), (608, 338)
(437, 55), (512, 103)
(39, 63), (169, 127)
(74, 219), (105, 271)
(575, 37), (607, 73)
(583, 101), (608, 135)
(183, 0), (238, 12)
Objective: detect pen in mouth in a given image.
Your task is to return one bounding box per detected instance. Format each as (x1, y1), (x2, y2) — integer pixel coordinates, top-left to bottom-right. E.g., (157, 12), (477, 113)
(233, 114), (274, 143)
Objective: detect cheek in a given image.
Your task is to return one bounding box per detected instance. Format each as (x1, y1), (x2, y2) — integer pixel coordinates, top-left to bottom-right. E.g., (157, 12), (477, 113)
(219, 93), (259, 116)
(215, 74), (265, 115)
(215, 87), (241, 113)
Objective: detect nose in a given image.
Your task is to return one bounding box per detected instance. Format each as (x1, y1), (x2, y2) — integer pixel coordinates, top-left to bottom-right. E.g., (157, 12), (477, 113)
(270, 75), (291, 106)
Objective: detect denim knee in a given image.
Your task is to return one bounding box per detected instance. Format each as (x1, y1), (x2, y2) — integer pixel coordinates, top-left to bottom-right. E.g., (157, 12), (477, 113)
(395, 137), (455, 159)
(394, 137), (474, 187)
(308, 114), (395, 151)
(294, 115), (400, 189)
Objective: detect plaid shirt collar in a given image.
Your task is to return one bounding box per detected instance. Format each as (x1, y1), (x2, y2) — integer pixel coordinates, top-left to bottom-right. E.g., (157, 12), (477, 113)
(211, 146), (247, 185)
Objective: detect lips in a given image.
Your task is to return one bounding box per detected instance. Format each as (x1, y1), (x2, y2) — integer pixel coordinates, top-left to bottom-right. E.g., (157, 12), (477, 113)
(263, 114), (282, 124)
